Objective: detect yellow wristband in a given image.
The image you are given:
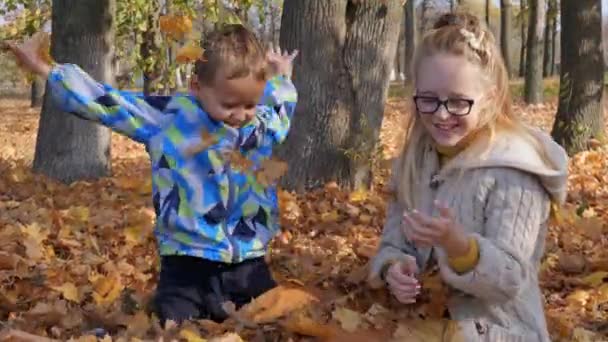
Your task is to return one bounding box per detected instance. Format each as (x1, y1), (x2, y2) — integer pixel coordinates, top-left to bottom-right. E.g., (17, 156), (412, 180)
(447, 237), (480, 274)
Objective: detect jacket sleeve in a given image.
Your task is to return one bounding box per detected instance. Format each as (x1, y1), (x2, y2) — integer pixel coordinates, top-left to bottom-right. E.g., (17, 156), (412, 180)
(435, 169), (551, 303)
(47, 63), (166, 144)
(368, 198), (425, 288)
(255, 75), (298, 145)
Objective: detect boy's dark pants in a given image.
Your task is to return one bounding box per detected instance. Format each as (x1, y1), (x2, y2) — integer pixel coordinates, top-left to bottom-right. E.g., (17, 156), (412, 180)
(153, 255), (276, 324)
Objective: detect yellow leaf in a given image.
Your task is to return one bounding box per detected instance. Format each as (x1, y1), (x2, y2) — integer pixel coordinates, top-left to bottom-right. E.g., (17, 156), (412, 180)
(349, 189), (368, 202)
(321, 210), (340, 223)
(597, 284), (608, 304)
(68, 206), (90, 222)
(92, 273), (124, 306)
(179, 328), (207, 342)
(566, 290), (590, 307)
(50, 282), (80, 303)
(581, 271), (608, 288)
(176, 42), (204, 63)
(209, 333), (244, 342)
(332, 307), (362, 333)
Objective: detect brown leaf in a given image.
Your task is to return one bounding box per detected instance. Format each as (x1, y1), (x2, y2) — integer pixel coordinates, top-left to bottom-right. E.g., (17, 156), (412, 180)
(238, 286), (318, 324)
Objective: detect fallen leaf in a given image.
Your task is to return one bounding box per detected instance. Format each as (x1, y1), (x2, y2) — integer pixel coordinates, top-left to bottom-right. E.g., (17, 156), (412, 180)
(332, 307), (362, 332)
(581, 271), (608, 288)
(238, 286), (318, 323)
(50, 282), (80, 303)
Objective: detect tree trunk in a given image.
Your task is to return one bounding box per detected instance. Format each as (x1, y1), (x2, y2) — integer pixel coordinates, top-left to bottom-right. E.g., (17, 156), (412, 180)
(551, 0), (604, 155)
(524, 0), (545, 104)
(30, 78), (44, 107)
(519, 0), (527, 77)
(500, 0), (513, 77)
(141, 1), (162, 96)
(542, 0), (553, 77)
(404, 0), (416, 81)
(421, 0), (430, 32)
(33, 0), (115, 183)
(486, 0), (490, 26)
(550, 7), (557, 76)
(278, 0), (402, 192)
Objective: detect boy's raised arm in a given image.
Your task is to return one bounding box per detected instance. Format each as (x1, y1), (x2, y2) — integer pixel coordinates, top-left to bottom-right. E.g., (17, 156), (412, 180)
(47, 63), (166, 144)
(4, 35), (166, 145)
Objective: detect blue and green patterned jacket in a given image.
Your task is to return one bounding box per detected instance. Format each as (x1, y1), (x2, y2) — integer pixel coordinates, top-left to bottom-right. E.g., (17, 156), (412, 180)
(47, 63), (297, 263)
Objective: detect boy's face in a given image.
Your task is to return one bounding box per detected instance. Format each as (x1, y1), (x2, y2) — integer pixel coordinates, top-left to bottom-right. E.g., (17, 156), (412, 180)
(191, 69), (266, 127)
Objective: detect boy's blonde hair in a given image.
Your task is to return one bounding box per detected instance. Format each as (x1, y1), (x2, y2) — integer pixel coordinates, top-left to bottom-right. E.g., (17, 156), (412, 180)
(394, 12), (550, 208)
(194, 24), (268, 84)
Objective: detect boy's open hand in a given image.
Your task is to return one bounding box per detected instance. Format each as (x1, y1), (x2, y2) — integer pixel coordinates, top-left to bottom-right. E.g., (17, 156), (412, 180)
(2, 32), (53, 78)
(267, 45), (298, 78)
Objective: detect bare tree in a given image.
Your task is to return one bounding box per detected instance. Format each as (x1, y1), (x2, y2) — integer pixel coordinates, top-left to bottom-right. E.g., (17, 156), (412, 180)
(551, 0), (604, 154)
(34, 0), (115, 182)
(501, 0), (513, 77)
(278, 0), (403, 191)
(523, 0), (546, 104)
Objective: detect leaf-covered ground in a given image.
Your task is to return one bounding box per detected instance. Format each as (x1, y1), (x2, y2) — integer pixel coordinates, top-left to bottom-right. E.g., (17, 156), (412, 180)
(0, 94), (607, 341)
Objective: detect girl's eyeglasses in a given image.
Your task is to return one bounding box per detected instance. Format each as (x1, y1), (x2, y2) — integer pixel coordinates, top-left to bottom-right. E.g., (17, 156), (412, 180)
(413, 95), (475, 116)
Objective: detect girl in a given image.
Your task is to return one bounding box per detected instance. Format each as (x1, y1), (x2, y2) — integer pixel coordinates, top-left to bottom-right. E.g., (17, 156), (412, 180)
(368, 12), (568, 342)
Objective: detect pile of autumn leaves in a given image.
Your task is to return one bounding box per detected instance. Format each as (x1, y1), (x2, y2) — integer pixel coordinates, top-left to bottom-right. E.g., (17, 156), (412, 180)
(0, 98), (607, 341)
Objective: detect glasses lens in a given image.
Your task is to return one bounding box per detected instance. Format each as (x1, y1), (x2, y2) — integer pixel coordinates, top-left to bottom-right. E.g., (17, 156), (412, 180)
(446, 99), (472, 115)
(415, 97), (439, 113)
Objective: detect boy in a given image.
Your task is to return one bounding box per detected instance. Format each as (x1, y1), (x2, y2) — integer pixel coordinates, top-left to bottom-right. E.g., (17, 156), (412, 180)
(5, 25), (298, 324)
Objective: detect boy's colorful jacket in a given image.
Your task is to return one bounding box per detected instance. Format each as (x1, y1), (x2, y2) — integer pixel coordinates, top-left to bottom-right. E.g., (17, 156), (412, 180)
(47, 63), (297, 263)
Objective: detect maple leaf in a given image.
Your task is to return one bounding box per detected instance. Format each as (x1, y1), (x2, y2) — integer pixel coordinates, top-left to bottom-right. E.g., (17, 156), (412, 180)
(254, 158), (288, 186)
(50, 282), (80, 303)
(176, 41), (204, 64)
(226, 150), (254, 172)
(90, 272), (124, 306)
(159, 15), (193, 41)
(184, 130), (218, 157)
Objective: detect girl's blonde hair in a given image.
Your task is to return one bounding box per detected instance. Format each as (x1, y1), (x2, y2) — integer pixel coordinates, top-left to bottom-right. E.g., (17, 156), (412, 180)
(394, 12), (549, 209)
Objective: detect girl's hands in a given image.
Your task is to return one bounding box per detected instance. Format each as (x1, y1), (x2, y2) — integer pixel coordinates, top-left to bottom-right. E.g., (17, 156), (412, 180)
(385, 255), (420, 304)
(2, 32), (52, 78)
(402, 201), (471, 258)
(267, 45), (298, 78)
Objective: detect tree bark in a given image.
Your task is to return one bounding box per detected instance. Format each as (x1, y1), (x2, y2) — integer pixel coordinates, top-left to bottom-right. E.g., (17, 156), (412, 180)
(551, 0), (604, 154)
(30, 78), (44, 108)
(486, 0), (490, 26)
(524, 0), (545, 104)
(542, 0), (553, 77)
(550, 6), (558, 76)
(404, 0), (416, 81)
(500, 0), (513, 77)
(278, 0), (402, 192)
(33, 0), (114, 183)
(141, 1), (162, 96)
(519, 0), (527, 77)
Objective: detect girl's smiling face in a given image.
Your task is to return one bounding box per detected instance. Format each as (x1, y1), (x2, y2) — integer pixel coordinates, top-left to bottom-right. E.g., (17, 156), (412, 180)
(415, 53), (490, 147)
